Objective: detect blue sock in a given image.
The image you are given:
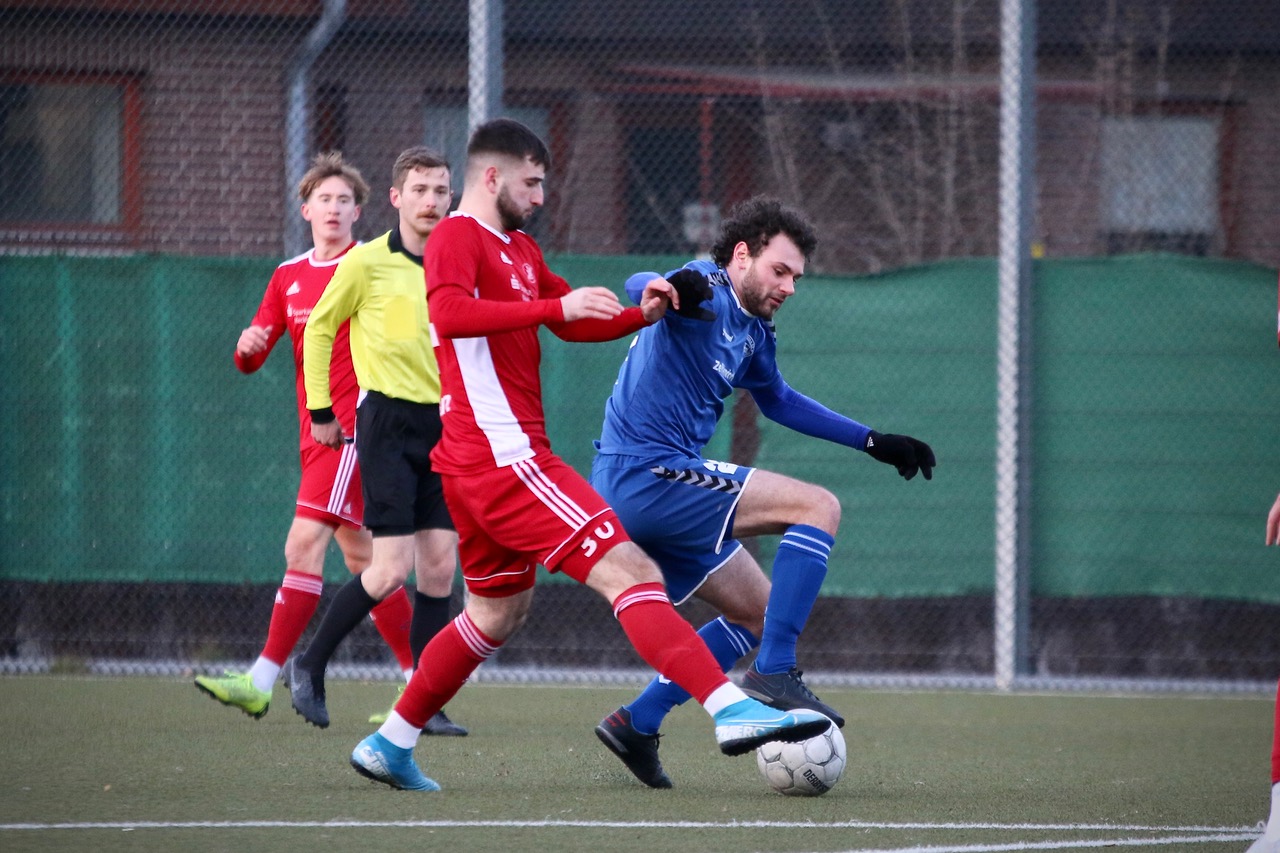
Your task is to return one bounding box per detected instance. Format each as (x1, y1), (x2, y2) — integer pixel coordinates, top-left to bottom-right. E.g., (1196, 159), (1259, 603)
(754, 524), (835, 675)
(625, 617), (758, 734)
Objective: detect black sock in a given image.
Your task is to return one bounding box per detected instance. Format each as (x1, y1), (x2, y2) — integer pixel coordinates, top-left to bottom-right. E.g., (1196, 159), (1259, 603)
(297, 574), (378, 675)
(410, 590), (453, 666)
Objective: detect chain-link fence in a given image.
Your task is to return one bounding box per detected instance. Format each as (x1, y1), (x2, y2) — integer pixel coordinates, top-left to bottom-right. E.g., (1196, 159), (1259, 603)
(2, 0), (1279, 691)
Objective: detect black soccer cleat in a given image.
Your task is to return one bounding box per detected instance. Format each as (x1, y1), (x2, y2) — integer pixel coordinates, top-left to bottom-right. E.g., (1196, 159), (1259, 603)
(423, 709), (469, 737)
(740, 664), (845, 728)
(283, 657), (330, 729)
(594, 707), (673, 789)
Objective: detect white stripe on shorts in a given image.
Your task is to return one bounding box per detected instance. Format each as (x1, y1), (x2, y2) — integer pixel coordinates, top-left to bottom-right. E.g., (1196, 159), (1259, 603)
(512, 458), (590, 528)
(327, 440), (358, 517)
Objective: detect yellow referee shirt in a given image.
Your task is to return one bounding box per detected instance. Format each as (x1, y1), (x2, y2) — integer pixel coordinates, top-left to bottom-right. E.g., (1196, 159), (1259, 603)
(304, 227), (441, 410)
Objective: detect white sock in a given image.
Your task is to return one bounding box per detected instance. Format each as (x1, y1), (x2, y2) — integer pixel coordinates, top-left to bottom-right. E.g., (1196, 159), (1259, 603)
(248, 657), (280, 694)
(702, 683), (749, 717)
(379, 711), (422, 750)
(1265, 782), (1280, 838)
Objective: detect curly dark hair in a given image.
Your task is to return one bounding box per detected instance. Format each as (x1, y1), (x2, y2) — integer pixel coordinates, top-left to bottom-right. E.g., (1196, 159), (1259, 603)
(710, 196), (817, 267)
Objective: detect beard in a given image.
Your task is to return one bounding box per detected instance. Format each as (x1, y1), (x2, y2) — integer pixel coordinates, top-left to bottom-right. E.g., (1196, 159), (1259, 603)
(496, 185), (530, 232)
(738, 266), (776, 319)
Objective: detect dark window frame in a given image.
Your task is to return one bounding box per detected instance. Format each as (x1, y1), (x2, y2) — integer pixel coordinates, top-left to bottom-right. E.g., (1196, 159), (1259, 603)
(0, 70), (143, 251)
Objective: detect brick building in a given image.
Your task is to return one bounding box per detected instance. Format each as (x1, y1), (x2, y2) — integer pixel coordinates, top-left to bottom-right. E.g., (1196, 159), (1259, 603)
(2, 0), (1277, 272)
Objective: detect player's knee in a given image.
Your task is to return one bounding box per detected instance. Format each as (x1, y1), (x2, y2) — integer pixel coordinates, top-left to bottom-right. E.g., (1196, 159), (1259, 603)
(414, 565), (456, 598)
(341, 555), (371, 575)
(282, 539), (325, 576)
(610, 542), (664, 586)
(361, 559), (413, 599)
(804, 485), (841, 534)
(339, 544), (372, 575)
(465, 595), (529, 641)
(588, 541), (664, 600)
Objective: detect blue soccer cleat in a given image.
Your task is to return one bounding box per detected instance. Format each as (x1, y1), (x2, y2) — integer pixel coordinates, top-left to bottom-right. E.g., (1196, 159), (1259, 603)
(713, 698), (832, 756)
(349, 733), (440, 791)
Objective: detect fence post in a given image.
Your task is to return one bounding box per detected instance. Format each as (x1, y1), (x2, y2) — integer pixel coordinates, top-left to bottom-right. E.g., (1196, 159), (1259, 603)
(468, 0), (504, 134)
(995, 0), (1037, 690)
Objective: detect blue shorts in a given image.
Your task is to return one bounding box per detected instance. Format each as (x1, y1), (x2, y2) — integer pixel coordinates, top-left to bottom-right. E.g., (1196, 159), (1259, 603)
(590, 452), (753, 604)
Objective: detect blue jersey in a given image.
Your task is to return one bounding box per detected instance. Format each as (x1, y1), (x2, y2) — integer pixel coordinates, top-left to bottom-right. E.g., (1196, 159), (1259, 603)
(596, 260), (871, 462)
(596, 261), (778, 460)
(591, 259), (872, 602)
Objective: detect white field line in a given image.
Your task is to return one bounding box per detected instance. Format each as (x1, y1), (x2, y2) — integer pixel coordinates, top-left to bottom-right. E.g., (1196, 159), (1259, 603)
(826, 833), (1256, 853)
(0, 819), (1259, 834)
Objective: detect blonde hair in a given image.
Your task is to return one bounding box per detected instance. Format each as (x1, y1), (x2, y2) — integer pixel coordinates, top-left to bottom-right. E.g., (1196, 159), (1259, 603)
(297, 151), (369, 206)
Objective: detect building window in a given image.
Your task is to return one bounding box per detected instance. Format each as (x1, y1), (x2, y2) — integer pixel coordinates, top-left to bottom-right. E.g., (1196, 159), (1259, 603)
(313, 84), (348, 157)
(0, 75), (140, 249)
(1100, 115), (1219, 255)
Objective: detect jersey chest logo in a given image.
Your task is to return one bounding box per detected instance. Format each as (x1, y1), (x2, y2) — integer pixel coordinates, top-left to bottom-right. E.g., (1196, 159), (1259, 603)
(508, 261), (537, 301)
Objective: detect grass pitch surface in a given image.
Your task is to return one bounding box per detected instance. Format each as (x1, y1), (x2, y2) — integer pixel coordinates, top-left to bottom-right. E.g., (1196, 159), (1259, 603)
(0, 675), (1267, 852)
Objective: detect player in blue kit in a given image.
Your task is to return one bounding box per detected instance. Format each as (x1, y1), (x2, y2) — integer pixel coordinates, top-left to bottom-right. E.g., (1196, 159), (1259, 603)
(590, 196), (935, 788)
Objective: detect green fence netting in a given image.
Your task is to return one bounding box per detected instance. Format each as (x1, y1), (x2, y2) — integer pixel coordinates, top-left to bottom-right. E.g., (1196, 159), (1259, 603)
(3, 253), (1278, 604)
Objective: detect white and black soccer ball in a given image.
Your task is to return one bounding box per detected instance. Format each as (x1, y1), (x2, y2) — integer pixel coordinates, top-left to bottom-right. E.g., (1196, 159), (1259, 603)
(755, 722), (846, 796)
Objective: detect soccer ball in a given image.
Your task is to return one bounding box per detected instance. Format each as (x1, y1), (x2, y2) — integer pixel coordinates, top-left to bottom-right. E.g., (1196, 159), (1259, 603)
(755, 722), (846, 796)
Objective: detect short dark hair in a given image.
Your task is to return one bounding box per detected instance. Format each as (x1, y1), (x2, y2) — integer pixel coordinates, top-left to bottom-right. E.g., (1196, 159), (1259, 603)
(467, 118), (551, 169)
(392, 145), (449, 190)
(710, 196), (818, 267)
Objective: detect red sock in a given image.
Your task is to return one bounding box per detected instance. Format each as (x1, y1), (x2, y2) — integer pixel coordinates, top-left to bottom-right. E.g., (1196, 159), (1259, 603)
(369, 587), (414, 672)
(260, 570), (323, 665)
(612, 582), (728, 705)
(394, 612), (499, 728)
(1271, 679), (1280, 784)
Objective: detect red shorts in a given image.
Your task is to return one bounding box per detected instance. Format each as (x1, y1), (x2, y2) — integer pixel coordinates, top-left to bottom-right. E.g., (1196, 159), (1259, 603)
(295, 440), (363, 529)
(442, 451), (630, 597)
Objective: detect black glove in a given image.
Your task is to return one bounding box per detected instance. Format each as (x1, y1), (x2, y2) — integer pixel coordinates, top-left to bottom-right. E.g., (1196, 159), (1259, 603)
(666, 269), (716, 321)
(865, 431), (935, 481)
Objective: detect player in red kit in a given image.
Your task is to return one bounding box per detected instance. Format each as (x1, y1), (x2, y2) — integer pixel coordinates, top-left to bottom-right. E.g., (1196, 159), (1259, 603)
(346, 118), (831, 791)
(1252, 490), (1280, 851)
(194, 152), (415, 719)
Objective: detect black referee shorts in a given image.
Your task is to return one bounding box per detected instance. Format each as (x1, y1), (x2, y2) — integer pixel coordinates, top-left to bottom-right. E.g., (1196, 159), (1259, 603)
(355, 390), (454, 537)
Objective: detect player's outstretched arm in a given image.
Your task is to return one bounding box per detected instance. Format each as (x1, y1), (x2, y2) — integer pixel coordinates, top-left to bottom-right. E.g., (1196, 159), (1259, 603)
(624, 269), (716, 321)
(429, 281), (562, 338)
(751, 380), (872, 451)
(560, 286), (623, 322)
(1266, 493), (1280, 545)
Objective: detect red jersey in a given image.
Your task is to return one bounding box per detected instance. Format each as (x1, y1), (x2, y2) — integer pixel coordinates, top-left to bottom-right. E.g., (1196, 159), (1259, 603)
(426, 213), (647, 474)
(235, 244), (360, 450)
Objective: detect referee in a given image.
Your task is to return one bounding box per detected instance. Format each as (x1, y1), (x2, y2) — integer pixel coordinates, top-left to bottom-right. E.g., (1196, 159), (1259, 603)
(288, 146), (466, 736)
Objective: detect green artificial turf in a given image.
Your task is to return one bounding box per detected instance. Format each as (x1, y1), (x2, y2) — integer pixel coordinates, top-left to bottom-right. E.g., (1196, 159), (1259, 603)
(0, 676), (1268, 853)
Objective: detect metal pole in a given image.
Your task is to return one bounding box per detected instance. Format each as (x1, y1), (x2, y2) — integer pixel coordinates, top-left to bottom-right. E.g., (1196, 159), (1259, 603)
(283, 0), (346, 257)
(994, 0), (1037, 691)
(468, 0), (504, 135)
